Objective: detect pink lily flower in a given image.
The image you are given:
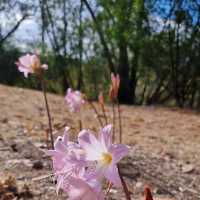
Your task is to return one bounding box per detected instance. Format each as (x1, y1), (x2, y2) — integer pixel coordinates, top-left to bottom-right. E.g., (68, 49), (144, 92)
(78, 125), (129, 187)
(47, 127), (86, 193)
(47, 127), (71, 168)
(65, 88), (85, 113)
(48, 133), (103, 198)
(16, 53), (48, 77)
(55, 167), (103, 198)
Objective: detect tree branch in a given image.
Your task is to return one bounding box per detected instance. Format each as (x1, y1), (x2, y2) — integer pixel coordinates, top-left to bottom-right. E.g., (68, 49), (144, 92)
(82, 0), (116, 73)
(0, 14), (28, 45)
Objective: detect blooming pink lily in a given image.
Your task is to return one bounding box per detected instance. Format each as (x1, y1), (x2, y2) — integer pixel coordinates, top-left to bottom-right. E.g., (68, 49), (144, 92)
(78, 125), (129, 187)
(16, 53), (48, 77)
(48, 125), (129, 198)
(65, 88), (85, 113)
(47, 127), (86, 193)
(47, 128), (103, 199)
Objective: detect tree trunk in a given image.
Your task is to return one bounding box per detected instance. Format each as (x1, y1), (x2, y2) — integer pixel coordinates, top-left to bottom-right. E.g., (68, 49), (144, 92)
(82, 0), (115, 73)
(130, 48), (139, 104)
(118, 40), (133, 104)
(77, 0), (83, 90)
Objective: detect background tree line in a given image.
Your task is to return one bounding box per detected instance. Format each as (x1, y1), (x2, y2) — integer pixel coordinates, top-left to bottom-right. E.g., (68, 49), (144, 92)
(0, 0), (200, 108)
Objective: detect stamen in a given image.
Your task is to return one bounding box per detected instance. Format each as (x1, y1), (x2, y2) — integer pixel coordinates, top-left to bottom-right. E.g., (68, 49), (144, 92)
(101, 153), (112, 165)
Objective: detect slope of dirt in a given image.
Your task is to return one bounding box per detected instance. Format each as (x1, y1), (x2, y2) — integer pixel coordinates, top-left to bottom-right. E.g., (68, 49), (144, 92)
(0, 84), (200, 200)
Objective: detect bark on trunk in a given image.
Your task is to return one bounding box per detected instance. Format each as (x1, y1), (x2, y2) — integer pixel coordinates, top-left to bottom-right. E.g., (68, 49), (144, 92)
(118, 40), (133, 104)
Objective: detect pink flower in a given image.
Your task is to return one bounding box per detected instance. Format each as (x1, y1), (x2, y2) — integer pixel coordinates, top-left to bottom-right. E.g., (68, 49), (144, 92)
(15, 53), (48, 77)
(47, 129), (103, 198)
(65, 88), (85, 113)
(78, 125), (129, 187)
(47, 127), (86, 193)
(67, 177), (104, 200)
(48, 125), (129, 198)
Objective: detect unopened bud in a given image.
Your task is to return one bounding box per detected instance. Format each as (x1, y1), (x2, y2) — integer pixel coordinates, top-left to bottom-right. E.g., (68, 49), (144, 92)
(98, 92), (104, 106)
(144, 187), (154, 200)
(110, 73), (120, 101)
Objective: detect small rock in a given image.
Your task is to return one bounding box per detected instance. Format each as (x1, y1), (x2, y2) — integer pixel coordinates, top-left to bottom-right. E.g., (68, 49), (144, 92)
(6, 159), (33, 168)
(155, 187), (169, 195)
(9, 140), (44, 159)
(110, 188), (117, 194)
(34, 142), (46, 149)
(19, 184), (33, 198)
(182, 164), (195, 173)
(10, 143), (18, 152)
(2, 192), (15, 200)
(135, 182), (143, 188)
(1, 117), (8, 123)
(32, 160), (43, 170)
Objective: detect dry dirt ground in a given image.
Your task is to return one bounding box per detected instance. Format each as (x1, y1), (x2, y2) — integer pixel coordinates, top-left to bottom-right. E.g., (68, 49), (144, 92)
(0, 84), (200, 200)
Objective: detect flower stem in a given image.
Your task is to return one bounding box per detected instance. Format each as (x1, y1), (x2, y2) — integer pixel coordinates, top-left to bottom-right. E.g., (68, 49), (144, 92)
(88, 101), (104, 127)
(117, 100), (122, 143)
(112, 102), (116, 142)
(118, 166), (131, 200)
(45, 129), (49, 148)
(105, 182), (113, 196)
(40, 77), (54, 149)
(79, 119), (82, 131)
(101, 104), (108, 125)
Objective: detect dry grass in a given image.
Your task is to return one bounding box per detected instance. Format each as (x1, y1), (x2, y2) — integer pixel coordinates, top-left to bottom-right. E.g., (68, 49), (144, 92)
(0, 84), (200, 199)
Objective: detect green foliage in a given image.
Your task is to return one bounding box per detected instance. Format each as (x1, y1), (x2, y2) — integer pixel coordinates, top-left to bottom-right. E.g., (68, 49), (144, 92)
(0, 0), (200, 107)
(0, 44), (21, 85)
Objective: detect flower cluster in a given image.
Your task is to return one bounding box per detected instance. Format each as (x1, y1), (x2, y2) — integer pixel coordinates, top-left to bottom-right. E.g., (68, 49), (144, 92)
(47, 125), (129, 200)
(65, 88), (85, 113)
(15, 53), (48, 77)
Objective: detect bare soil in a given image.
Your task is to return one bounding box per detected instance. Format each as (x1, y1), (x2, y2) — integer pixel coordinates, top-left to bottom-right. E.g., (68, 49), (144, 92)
(0, 84), (200, 200)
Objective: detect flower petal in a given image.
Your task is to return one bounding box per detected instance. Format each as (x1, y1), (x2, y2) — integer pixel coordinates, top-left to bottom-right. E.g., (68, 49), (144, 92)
(105, 164), (121, 187)
(68, 177), (103, 200)
(19, 54), (32, 67)
(41, 64), (48, 70)
(54, 136), (67, 153)
(86, 162), (106, 181)
(99, 124), (112, 150)
(65, 88), (84, 113)
(63, 126), (70, 145)
(78, 130), (102, 161)
(110, 144), (129, 164)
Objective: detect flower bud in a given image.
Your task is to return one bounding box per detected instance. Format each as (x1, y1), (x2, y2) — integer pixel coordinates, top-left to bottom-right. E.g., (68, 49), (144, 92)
(109, 73), (120, 101)
(98, 92), (104, 106)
